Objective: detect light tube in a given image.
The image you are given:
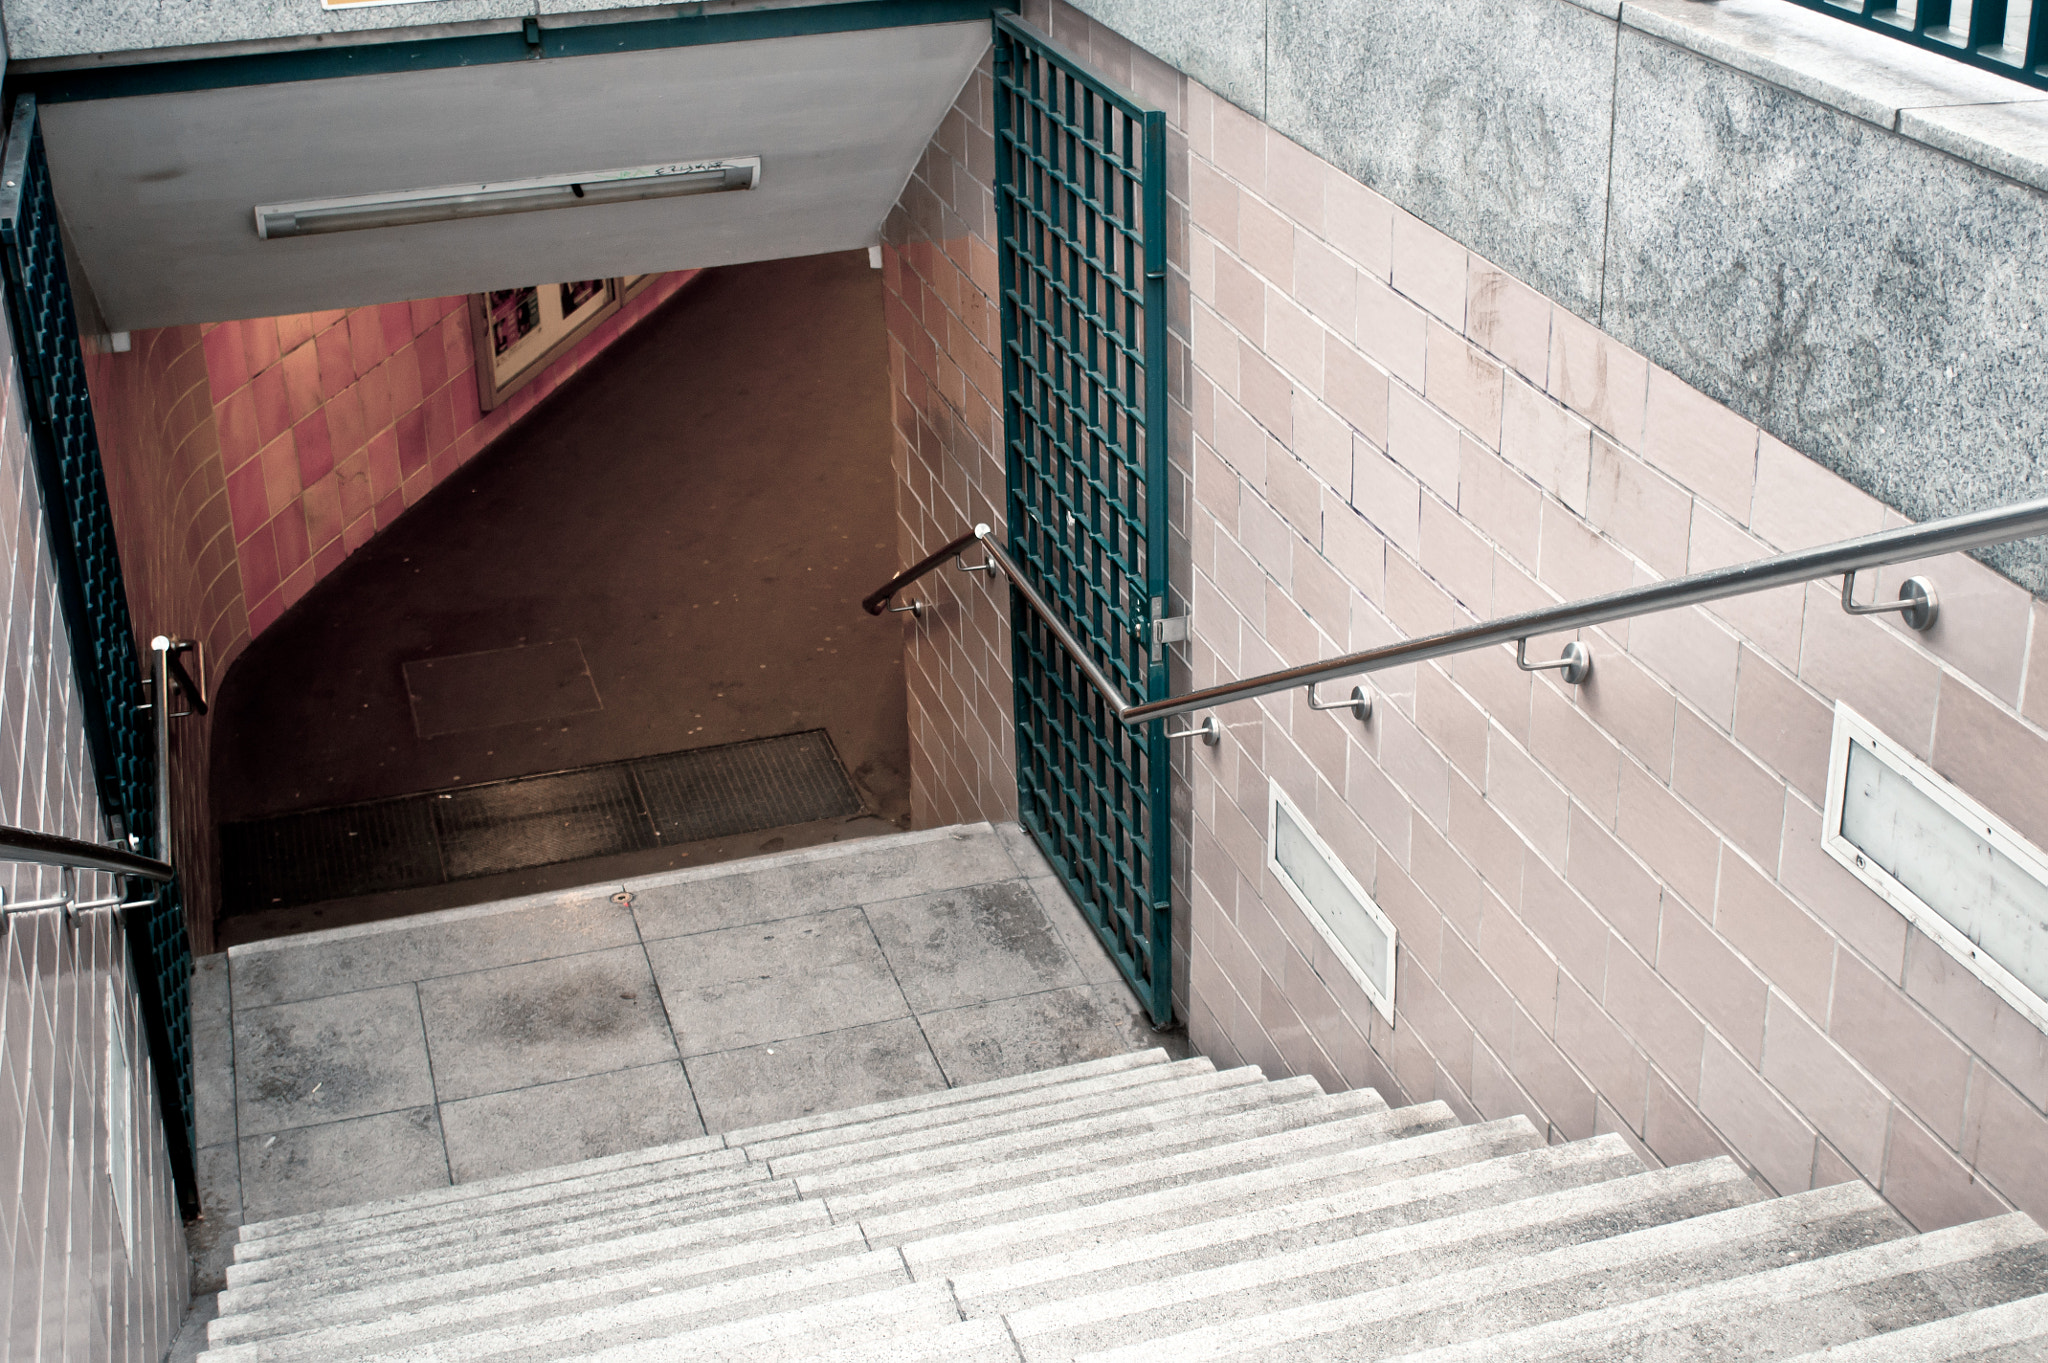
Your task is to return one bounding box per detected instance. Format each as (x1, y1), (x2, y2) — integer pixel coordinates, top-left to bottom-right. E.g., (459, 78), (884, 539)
(254, 156), (760, 239)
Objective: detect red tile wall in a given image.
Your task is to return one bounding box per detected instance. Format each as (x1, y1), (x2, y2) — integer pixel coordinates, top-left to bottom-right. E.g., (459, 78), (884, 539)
(201, 272), (698, 635)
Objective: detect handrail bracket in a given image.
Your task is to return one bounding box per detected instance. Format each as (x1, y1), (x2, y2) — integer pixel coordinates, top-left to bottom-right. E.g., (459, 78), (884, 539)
(1516, 637), (1593, 686)
(1841, 571), (1938, 632)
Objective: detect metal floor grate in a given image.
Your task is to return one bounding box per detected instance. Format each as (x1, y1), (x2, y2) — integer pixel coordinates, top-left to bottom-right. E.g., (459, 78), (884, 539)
(221, 730), (863, 916)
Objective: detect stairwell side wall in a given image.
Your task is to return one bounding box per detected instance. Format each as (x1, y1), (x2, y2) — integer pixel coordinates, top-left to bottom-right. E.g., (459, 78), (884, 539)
(87, 324), (248, 956)
(882, 34), (1201, 1013)
(0, 309), (190, 1361)
(880, 53), (1019, 832)
(1040, 1), (2048, 1237)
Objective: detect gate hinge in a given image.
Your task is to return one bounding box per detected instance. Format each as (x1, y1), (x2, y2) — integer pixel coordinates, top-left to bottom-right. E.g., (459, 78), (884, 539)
(1142, 595), (1187, 661)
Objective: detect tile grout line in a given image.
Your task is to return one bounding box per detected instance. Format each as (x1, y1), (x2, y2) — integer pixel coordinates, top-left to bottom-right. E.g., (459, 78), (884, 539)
(413, 983), (455, 1189)
(856, 903), (955, 1090)
(623, 893), (709, 1144)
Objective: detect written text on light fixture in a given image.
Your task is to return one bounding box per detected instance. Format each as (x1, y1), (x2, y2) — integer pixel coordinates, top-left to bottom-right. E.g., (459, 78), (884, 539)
(253, 156), (761, 239)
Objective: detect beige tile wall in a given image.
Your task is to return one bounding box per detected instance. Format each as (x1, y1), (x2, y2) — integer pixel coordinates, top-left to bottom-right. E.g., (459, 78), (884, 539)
(885, 2), (2048, 1233)
(1175, 66), (2048, 1230)
(0, 314), (190, 1357)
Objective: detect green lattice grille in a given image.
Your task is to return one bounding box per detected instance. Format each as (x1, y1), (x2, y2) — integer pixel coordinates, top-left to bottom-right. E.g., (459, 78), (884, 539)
(0, 98), (194, 1168)
(993, 15), (1173, 1027)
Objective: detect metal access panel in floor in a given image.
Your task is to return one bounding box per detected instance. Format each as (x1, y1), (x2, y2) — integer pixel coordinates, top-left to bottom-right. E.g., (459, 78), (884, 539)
(992, 14), (1175, 1028)
(220, 729), (864, 914)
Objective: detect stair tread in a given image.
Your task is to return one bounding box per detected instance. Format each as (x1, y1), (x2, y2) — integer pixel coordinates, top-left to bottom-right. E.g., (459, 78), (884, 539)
(736, 1050), (1194, 1157)
(1379, 1211), (2048, 1363)
(211, 1205), (851, 1334)
(1778, 1291), (2048, 1361)
(232, 1046), (1174, 1249)
(1000, 1157), (1764, 1356)
(787, 1071), (1322, 1195)
(1066, 1179), (1908, 1361)
(231, 1065), (1242, 1279)
(944, 1132), (1648, 1317)
(853, 1099), (1460, 1245)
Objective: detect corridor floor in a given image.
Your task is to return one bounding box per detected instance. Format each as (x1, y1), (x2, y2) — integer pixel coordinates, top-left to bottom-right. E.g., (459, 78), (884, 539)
(189, 824), (1188, 1223)
(209, 251), (909, 946)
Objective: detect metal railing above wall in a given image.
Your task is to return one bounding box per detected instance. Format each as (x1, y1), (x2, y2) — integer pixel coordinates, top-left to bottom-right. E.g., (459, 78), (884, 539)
(867, 496), (2048, 738)
(1782, 0), (2047, 93)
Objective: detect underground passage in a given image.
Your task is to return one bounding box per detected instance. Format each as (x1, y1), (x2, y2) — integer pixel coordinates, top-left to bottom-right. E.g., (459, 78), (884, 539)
(2, 0), (2048, 1357)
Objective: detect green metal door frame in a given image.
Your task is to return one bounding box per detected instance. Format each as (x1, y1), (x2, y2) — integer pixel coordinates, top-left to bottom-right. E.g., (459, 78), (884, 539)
(992, 13), (1174, 1028)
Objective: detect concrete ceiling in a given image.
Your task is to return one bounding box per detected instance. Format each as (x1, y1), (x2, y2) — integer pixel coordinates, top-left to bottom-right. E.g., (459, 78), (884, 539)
(41, 22), (984, 329)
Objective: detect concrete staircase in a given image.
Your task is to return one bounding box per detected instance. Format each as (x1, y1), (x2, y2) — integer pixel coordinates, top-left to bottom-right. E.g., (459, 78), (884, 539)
(193, 1048), (2048, 1360)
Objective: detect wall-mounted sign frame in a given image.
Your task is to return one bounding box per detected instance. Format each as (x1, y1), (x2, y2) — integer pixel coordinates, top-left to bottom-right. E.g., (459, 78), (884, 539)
(1823, 701), (2048, 1036)
(470, 278), (621, 412)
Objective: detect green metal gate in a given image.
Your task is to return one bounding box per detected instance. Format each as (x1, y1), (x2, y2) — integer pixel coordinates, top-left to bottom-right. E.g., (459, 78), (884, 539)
(992, 15), (1174, 1027)
(0, 95), (197, 1215)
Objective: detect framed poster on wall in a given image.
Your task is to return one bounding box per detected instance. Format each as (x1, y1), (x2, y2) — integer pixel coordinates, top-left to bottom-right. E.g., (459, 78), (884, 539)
(470, 279), (621, 411)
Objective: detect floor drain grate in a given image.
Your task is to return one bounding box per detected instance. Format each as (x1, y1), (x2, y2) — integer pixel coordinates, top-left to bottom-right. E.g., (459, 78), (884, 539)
(222, 730), (863, 916)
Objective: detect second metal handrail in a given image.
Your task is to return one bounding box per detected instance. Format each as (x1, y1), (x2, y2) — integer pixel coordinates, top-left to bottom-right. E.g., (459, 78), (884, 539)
(0, 635), (199, 919)
(865, 497), (2048, 731)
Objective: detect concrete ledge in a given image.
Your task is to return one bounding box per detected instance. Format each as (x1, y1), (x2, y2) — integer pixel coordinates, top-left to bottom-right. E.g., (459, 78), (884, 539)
(1621, 0), (2048, 193)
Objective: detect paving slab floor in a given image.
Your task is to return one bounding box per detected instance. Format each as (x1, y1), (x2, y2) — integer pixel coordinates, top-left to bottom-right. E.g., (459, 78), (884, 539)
(189, 824), (1190, 1225)
(208, 250), (910, 946)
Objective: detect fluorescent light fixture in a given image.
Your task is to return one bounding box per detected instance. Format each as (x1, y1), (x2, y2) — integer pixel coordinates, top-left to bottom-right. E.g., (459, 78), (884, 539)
(254, 156), (760, 240)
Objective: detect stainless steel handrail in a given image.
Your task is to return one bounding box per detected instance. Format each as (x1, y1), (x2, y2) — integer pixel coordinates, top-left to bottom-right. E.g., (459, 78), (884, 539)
(0, 825), (171, 883)
(0, 635), (200, 917)
(865, 497), (2048, 730)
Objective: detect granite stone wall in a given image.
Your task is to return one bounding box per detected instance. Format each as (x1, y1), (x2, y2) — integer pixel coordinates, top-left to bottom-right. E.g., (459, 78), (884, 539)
(0, 310), (191, 1359)
(893, 0), (2048, 1239)
(1064, 0), (2048, 597)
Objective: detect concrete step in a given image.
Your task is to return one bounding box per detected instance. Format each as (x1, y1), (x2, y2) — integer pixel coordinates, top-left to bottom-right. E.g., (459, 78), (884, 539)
(999, 1156), (1764, 1357)
(1779, 1291), (2048, 1361)
(228, 1077), (1308, 1302)
(208, 1087), (1411, 1341)
(231, 1048), (1176, 1257)
(208, 1204), (856, 1341)
(226, 1085), (1352, 1311)
(1069, 1178), (1910, 1361)
(222, 1170), (798, 1293)
(816, 1318), (1024, 1362)
(560, 1280), (963, 1363)
(789, 1072), (1327, 1198)
(942, 1132), (1649, 1317)
(855, 1099), (1461, 1247)
(900, 1116), (1558, 1280)
(766, 1063), (1274, 1181)
(734, 1051), (1196, 1159)
(1385, 1211), (2048, 1361)
(204, 1247), (911, 1362)
(231, 1064), (1236, 1290)
(217, 1107), (1551, 1358)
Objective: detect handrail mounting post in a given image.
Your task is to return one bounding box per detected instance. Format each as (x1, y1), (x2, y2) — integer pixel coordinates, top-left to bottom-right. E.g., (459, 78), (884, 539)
(1841, 571), (1938, 632)
(1516, 637), (1593, 685)
(1164, 714), (1221, 746)
(1306, 682), (1372, 724)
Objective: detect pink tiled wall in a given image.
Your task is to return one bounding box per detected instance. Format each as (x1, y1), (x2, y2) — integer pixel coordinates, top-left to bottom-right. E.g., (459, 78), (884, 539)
(893, 0), (2048, 1237)
(201, 272), (698, 635)
(89, 324), (252, 953)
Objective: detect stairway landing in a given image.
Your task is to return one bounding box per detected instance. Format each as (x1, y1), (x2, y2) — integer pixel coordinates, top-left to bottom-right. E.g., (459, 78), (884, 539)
(189, 822), (1182, 1229)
